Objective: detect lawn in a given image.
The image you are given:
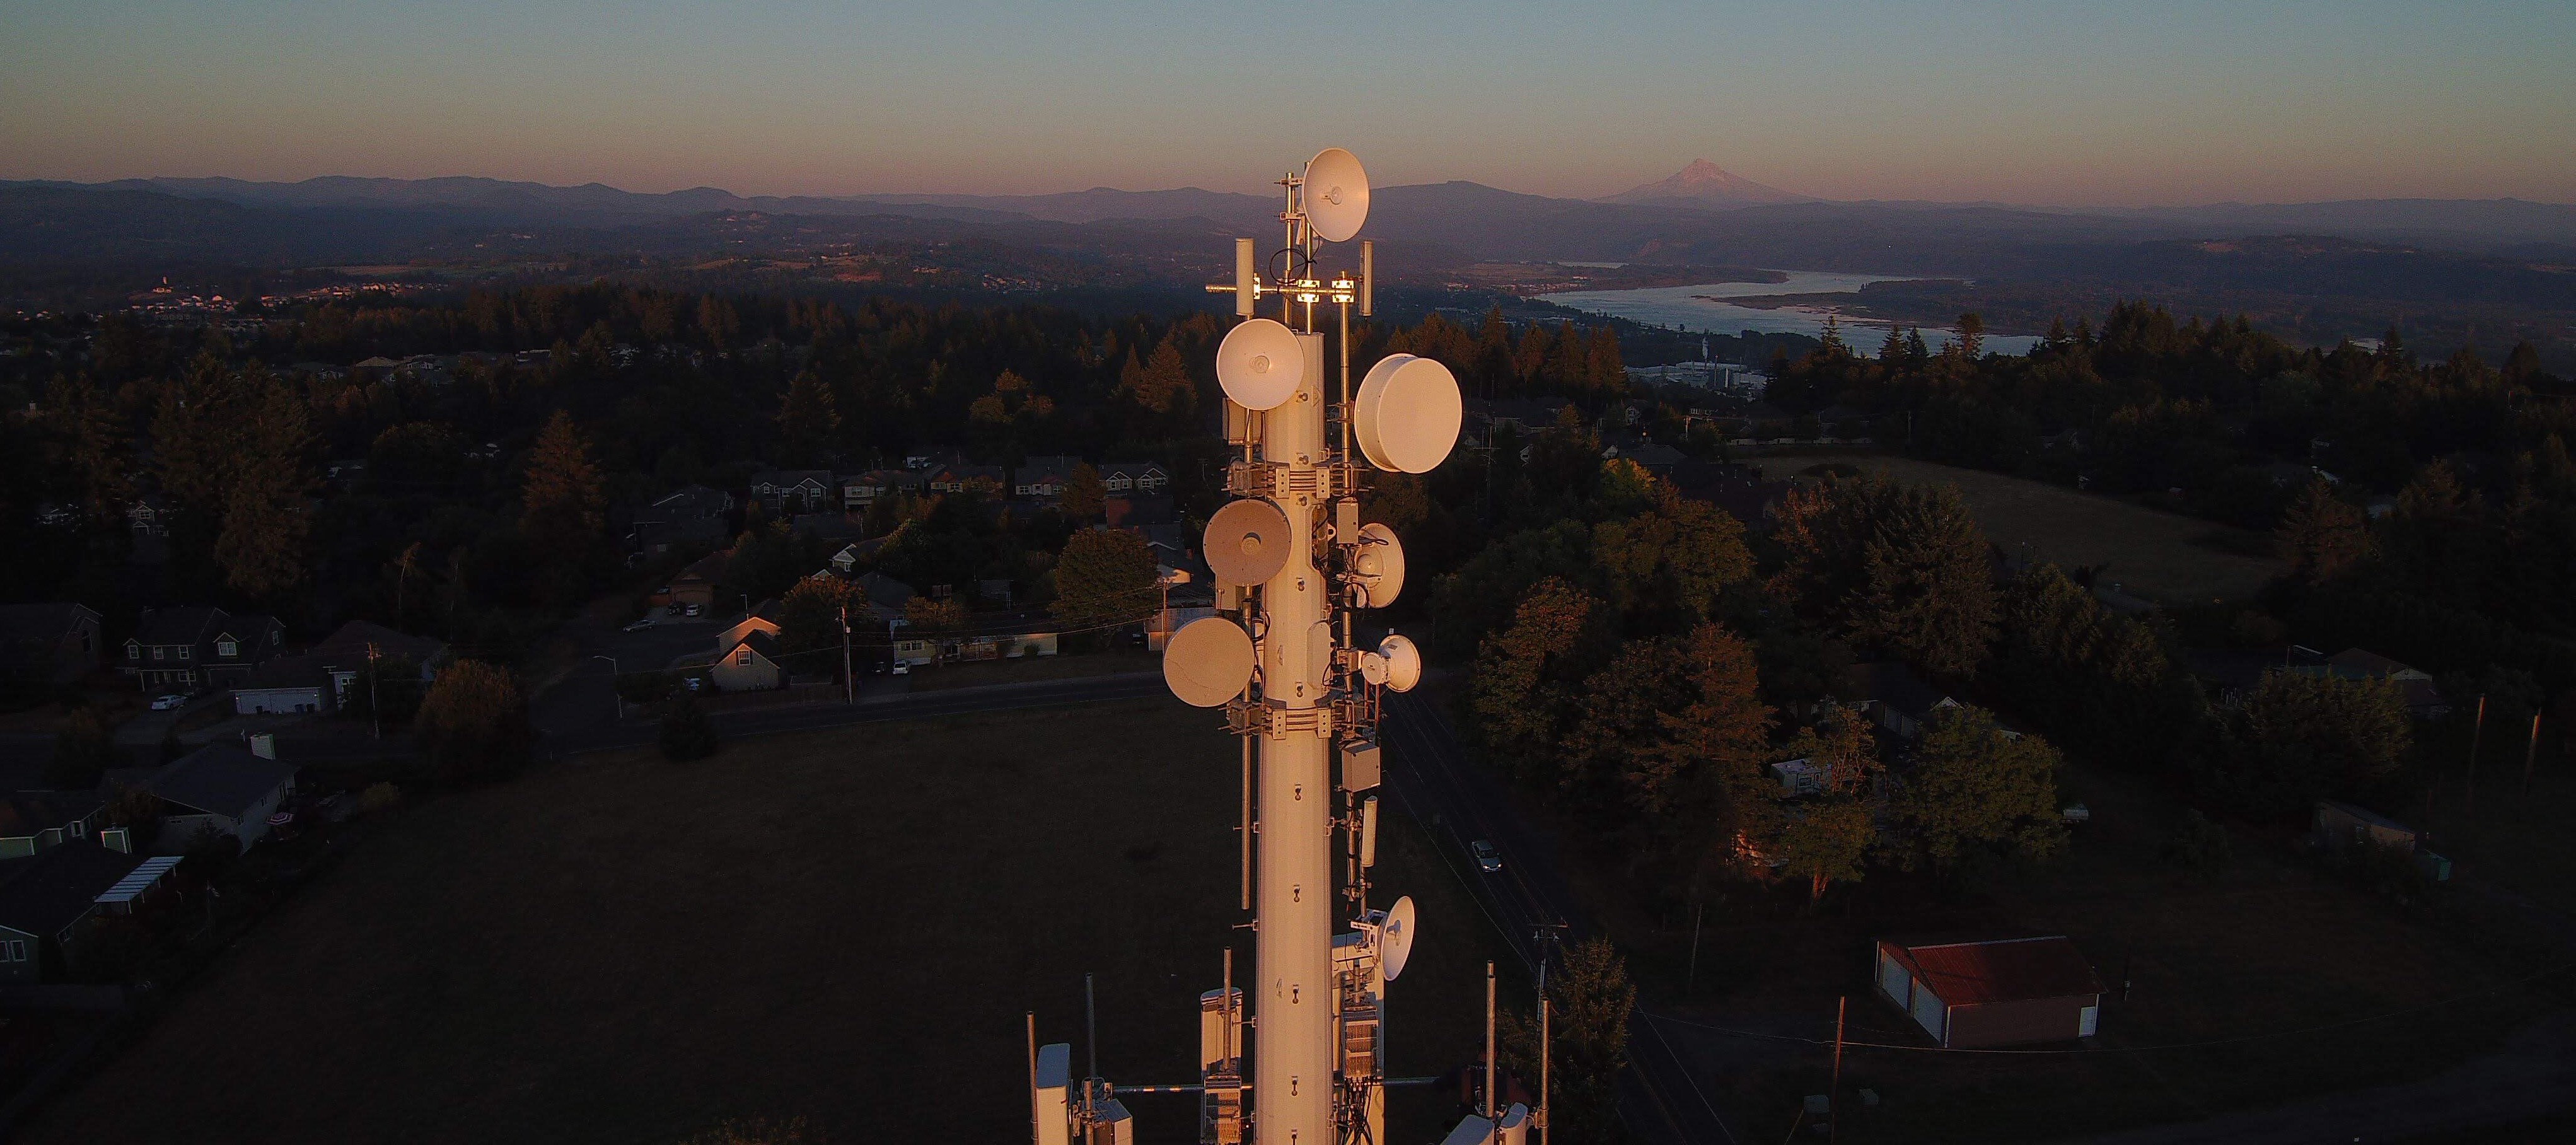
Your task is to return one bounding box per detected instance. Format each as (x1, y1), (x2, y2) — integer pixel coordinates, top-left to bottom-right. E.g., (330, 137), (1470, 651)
(903, 648), (1163, 692)
(1599, 754), (2568, 1143)
(27, 701), (1502, 1144)
(1775, 453), (2279, 605)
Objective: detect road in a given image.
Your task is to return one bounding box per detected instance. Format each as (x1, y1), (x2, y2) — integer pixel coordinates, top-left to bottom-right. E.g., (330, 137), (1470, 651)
(1379, 690), (1741, 1145)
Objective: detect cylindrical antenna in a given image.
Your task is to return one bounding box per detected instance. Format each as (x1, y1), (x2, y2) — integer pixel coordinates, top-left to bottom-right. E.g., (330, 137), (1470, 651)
(1538, 996), (1551, 1145)
(1026, 1011), (1040, 1145)
(1484, 962), (1498, 1120)
(1361, 240), (1374, 317)
(1239, 735), (1255, 911)
(1222, 947), (1236, 1060)
(1235, 238), (1256, 318)
(1359, 795), (1379, 869)
(1084, 972), (1098, 1108)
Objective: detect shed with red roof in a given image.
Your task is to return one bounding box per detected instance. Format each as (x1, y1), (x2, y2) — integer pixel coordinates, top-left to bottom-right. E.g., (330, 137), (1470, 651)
(1874, 934), (2105, 1048)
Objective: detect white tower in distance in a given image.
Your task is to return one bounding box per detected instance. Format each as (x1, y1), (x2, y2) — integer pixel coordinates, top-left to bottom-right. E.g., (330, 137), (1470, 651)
(1030, 147), (1462, 1145)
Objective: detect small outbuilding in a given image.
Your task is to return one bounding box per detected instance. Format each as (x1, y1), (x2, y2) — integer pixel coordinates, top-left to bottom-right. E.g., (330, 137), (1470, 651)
(2312, 800), (2418, 852)
(1875, 934), (2105, 1048)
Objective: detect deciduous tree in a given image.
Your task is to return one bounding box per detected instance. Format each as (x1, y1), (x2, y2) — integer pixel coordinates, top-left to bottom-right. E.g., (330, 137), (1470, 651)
(1052, 528), (1158, 634)
(1893, 706), (2066, 869)
(413, 660), (532, 786)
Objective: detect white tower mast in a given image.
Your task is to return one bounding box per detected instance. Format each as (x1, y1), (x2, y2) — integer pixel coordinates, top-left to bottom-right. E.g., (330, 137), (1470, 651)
(1033, 146), (1459, 1145)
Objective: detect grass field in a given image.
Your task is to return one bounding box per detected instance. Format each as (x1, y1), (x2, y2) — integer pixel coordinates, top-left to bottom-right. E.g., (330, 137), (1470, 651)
(1596, 751), (2567, 1142)
(1775, 453), (2280, 605)
(28, 702), (1504, 1144)
(904, 649), (1163, 692)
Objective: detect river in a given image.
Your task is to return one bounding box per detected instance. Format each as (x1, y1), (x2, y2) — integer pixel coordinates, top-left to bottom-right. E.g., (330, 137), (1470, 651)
(1538, 270), (2041, 357)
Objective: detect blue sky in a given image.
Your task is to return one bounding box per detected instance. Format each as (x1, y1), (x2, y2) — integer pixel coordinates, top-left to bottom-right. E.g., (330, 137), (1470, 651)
(3, 0), (2570, 205)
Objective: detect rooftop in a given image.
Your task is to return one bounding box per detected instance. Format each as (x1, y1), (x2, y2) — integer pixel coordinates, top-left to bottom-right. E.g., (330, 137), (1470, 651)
(1881, 935), (2104, 1007)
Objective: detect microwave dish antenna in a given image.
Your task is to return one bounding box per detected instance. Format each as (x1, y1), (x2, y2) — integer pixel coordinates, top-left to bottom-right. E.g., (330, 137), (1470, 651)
(1350, 522), (1407, 608)
(1215, 318), (1306, 410)
(1376, 634), (1424, 693)
(1354, 354), (1463, 474)
(1164, 616), (1256, 708)
(1379, 896), (1419, 981)
(1205, 499), (1295, 586)
(1303, 148), (1371, 243)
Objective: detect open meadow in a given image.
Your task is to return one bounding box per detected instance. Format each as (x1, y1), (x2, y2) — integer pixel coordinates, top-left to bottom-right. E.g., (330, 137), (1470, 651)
(26, 702), (1501, 1144)
(1777, 453), (2280, 605)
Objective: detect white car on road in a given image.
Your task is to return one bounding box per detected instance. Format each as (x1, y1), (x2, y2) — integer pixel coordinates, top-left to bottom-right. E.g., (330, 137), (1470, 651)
(151, 694), (188, 711)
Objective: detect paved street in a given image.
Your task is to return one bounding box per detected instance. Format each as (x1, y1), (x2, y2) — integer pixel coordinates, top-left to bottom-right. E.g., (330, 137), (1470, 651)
(1379, 690), (1741, 1145)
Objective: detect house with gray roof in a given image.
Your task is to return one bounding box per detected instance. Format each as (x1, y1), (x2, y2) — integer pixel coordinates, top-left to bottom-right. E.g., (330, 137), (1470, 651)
(0, 840), (144, 982)
(148, 745), (299, 855)
(0, 603), (103, 689)
(120, 607), (282, 693)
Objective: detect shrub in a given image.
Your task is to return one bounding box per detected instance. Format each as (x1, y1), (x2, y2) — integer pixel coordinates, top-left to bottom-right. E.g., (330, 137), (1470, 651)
(357, 782), (402, 813)
(660, 693), (720, 761)
(2163, 810), (2236, 882)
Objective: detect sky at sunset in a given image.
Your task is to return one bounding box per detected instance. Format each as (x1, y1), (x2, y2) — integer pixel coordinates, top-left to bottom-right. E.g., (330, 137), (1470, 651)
(4, 0), (2572, 207)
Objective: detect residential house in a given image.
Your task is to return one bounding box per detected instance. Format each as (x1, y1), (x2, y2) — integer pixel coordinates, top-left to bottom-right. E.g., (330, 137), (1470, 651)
(1602, 441), (1686, 475)
(2290, 648), (2448, 717)
(709, 630), (787, 691)
(1875, 935), (2104, 1048)
(148, 745), (299, 855)
(716, 600), (784, 653)
(904, 446), (963, 471)
(791, 513), (864, 544)
(233, 656), (332, 715)
(0, 840), (146, 983)
(930, 612), (1061, 665)
(631, 484), (736, 554)
(0, 794), (104, 860)
(1099, 462), (1170, 495)
(827, 538), (890, 576)
(1146, 577), (1217, 652)
(305, 620), (448, 708)
(840, 469), (914, 510)
(120, 607), (283, 692)
(853, 572), (916, 625)
(0, 603), (104, 689)
(1845, 661), (1968, 741)
(1013, 455), (1082, 503)
(1672, 460), (1792, 532)
(924, 462), (1006, 497)
(748, 470), (836, 514)
(125, 492), (171, 537)
(1464, 398), (1568, 444)
(667, 550), (729, 608)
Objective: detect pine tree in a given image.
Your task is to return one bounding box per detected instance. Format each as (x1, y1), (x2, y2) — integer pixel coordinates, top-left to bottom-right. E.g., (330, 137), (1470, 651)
(2275, 477), (2372, 585)
(776, 369), (841, 467)
(213, 376), (315, 600)
(521, 410), (607, 607)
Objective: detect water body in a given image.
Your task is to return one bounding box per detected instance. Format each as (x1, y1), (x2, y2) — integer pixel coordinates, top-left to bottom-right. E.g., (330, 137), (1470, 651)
(1540, 270), (2041, 357)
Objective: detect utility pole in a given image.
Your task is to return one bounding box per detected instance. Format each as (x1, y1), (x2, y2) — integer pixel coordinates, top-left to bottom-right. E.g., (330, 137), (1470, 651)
(1484, 960), (1498, 1122)
(1537, 996), (1551, 1145)
(839, 605), (854, 705)
(592, 655), (620, 721)
(1686, 902), (1705, 997)
(2464, 694), (2488, 820)
(2523, 712), (2543, 798)
(366, 642), (381, 740)
(1830, 996), (1847, 1145)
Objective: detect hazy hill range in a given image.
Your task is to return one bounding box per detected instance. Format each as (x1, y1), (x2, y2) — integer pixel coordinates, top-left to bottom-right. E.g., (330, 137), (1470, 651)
(6, 167), (2574, 365)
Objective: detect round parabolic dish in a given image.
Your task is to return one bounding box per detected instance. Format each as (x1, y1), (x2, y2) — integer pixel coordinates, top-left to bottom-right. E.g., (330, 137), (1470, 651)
(1352, 521), (1406, 608)
(1356, 355), (1461, 474)
(1216, 318), (1304, 411)
(1164, 617), (1255, 707)
(1204, 499), (1294, 586)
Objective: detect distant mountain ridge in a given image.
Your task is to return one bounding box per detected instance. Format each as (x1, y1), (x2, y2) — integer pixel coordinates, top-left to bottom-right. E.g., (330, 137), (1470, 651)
(1599, 160), (1813, 209)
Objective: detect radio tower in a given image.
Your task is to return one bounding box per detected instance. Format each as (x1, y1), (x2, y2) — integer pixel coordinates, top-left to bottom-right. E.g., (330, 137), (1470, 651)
(1026, 148), (1485, 1145)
